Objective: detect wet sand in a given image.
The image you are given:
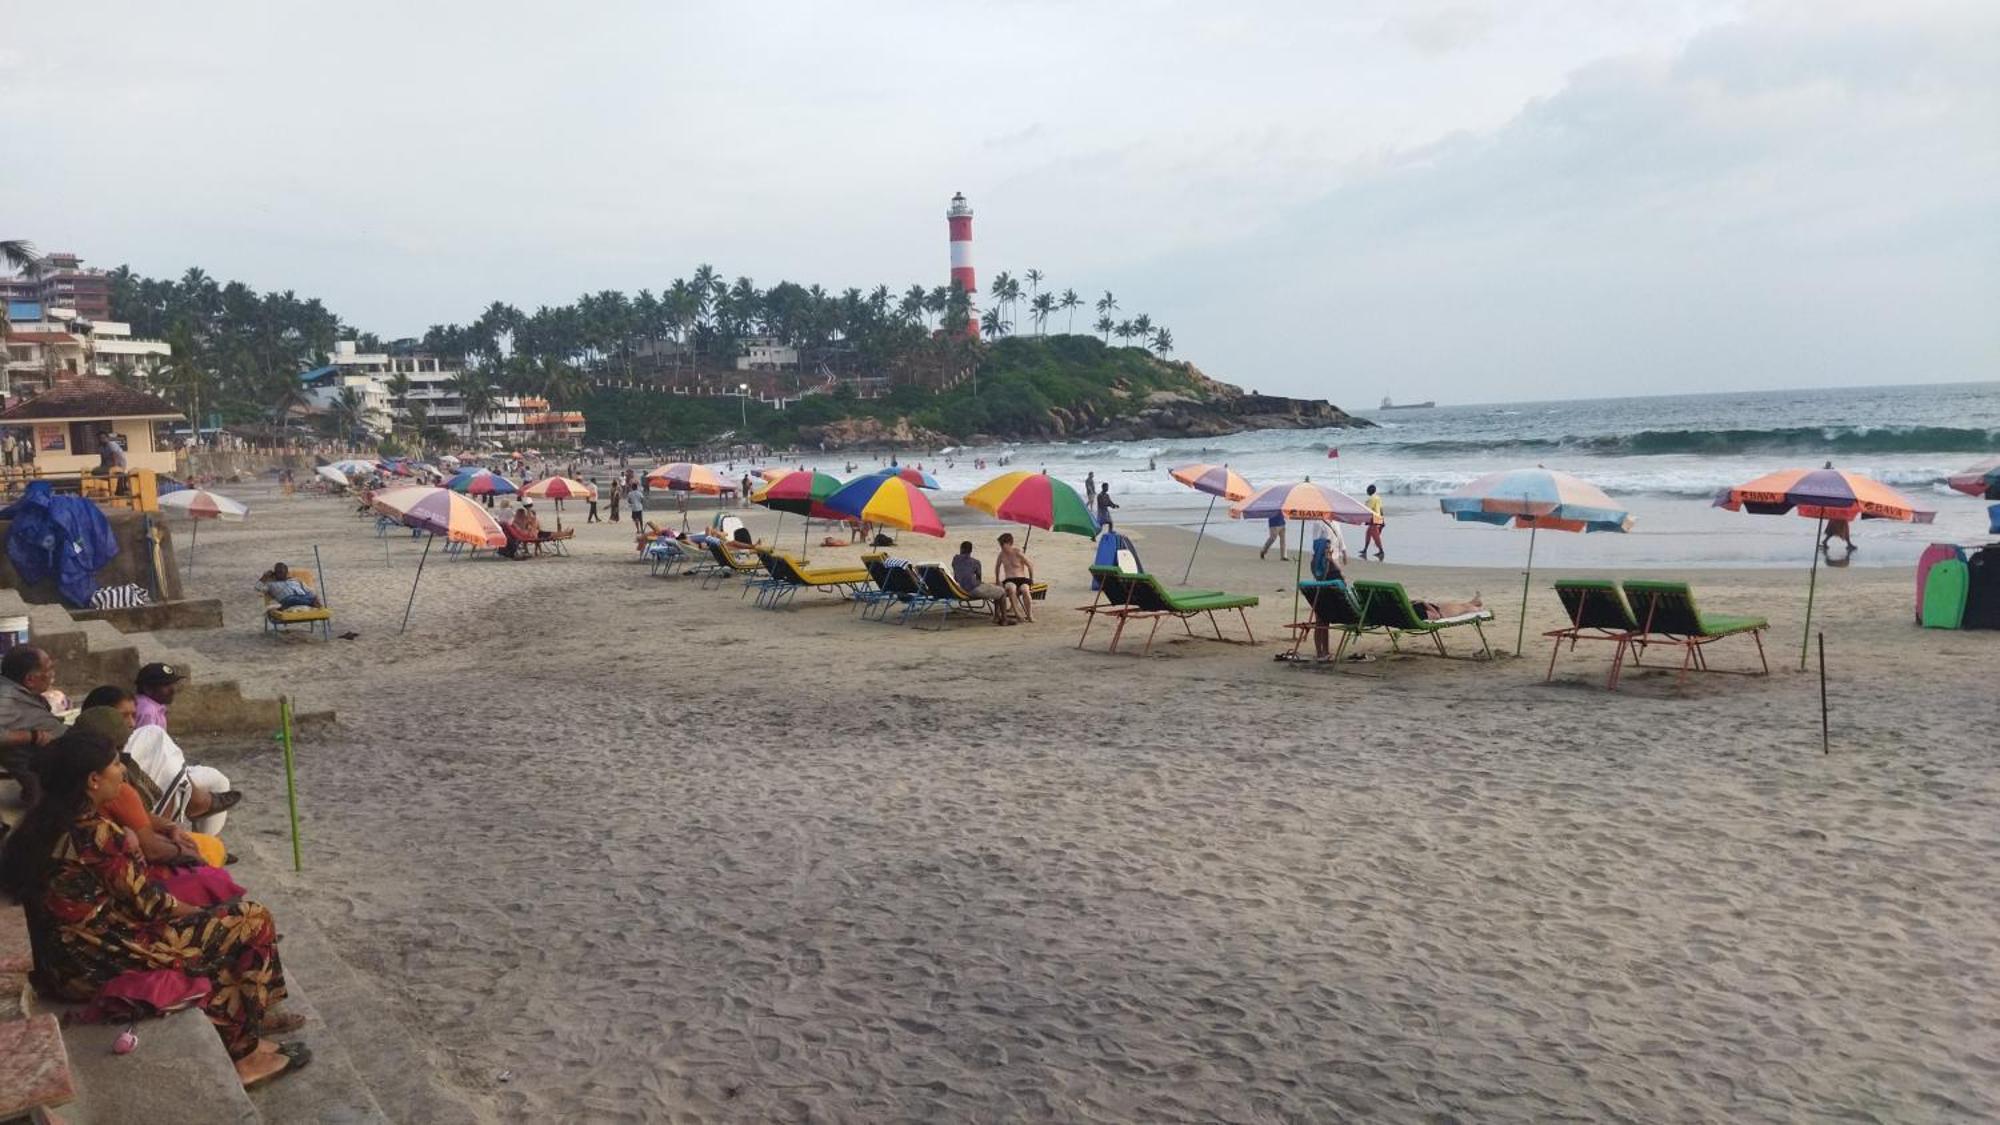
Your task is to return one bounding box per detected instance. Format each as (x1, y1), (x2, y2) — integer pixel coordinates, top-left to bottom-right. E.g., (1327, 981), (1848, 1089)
(170, 480), (1998, 1122)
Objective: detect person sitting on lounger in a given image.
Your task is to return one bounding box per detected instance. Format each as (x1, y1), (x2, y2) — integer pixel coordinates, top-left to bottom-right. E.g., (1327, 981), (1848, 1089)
(255, 563), (321, 609)
(1308, 524), (1349, 660)
(1413, 593), (1484, 621)
(951, 540), (1008, 625)
(995, 533), (1036, 624)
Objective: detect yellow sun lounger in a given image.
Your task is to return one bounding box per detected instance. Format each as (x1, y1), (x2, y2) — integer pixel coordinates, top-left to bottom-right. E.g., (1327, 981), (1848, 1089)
(756, 552), (870, 609)
(262, 568), (333, 640)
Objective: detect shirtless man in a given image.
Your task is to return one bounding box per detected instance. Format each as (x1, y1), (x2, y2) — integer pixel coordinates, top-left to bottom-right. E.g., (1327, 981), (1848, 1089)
(995, 532), (1036, 624)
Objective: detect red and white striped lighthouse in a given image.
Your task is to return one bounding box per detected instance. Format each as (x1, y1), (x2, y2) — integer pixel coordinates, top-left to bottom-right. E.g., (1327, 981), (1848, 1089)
(947, 191), (977, 337)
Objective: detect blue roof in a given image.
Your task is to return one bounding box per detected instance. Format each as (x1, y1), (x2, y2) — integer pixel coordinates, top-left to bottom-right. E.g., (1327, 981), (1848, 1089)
(298, 364), (336, 383)
(7, 301), (42, 322)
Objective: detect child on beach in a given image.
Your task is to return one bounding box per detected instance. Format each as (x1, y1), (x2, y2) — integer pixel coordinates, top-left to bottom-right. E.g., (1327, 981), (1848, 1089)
(1363, 484), (1386, 560)
(995, 533), (1035, 623)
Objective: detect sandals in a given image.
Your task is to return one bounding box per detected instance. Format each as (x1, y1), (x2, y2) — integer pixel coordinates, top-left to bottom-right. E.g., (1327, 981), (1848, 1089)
(257, 1010), (307, 1035)
(241, 1042), (312, 1089)
(206, 791), (244, 815)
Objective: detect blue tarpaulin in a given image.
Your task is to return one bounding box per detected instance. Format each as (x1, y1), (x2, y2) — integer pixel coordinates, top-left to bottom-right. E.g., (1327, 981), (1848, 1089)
(1090, 531), (1143, 589)
(0, 481), (121, 607)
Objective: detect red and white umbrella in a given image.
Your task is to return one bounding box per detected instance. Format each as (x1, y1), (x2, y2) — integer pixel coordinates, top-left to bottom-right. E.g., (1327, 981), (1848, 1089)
(158, 488), (247, 578)
(521, 476), (597, 501)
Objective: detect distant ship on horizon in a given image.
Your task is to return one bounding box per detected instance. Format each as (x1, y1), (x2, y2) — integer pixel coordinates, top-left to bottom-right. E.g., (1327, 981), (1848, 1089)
(1379, 396), (1436, 411)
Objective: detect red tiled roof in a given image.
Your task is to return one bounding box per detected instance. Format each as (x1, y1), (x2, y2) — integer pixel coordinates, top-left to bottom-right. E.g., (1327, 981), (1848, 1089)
(0, 376), (183, 421)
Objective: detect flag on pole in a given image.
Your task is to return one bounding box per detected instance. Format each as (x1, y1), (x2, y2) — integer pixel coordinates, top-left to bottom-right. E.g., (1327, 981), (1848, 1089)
(1327, 448), (1339, 458)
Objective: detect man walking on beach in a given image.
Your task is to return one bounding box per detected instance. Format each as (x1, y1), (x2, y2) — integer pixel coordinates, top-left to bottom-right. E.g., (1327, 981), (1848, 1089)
(1095, 483), (1118, 535)
(628, 484), (645, 533)
(1261, 510), (1287, 560)
(1363, 484), (1386, 560)
(586, 482), (601, 523)
(1084, 472), (1095, 510)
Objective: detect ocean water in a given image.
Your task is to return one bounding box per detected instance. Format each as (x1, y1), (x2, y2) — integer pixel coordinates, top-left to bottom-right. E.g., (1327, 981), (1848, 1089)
(890, 382), (2000, 568)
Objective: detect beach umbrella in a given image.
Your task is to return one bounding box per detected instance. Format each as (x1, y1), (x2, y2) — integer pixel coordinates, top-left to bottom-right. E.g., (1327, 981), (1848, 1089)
(645, 463), (729, 494)
(315, 465), (350, 487)
(157, 488), (248, 577)
(752, 470), (848, 553)
(327, 459), (376, 478)
(1233, 478), (1373, 624)
(370, 486), (507, 634)
(1441, 468), (1633, 654)
(1170, 463), (1253, 584)
(964, 470), (1097, 545)
(1947, 457), (2000, 500)
(445, 468), (517, 496)
(1715, 465), (1935, 669)
(521, 476), (597, 502)
(864, 465), (941, 490)
(825, 474), (946, 538)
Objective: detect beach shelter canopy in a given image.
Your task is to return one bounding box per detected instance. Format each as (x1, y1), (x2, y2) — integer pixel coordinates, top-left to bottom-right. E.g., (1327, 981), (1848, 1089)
(372, 485), (506, 548)
(1169, 463), (1253, 584)
(1715, 466), (1935, 669)
(327, 459), (376, 478)
(1947, 457), (2000, 501)
(521, 476), (597, 501)
(157, 488), (247, 522)
(751, 470), (847, 519)
(315, 465), (350, 486)
(646, 463), (729, 494)
(1441, 468), (1632, 652)
(826, 474), (945, 537)
(445, 469), (518, 496)
(1170, 463), (1253, 502)
(865, 465), (941, 490)
(964, 471), (1097, 539)
(1230, 479), (1371, 524)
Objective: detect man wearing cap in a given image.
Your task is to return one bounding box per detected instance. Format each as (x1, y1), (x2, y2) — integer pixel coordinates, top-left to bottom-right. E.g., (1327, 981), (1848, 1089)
(133, 662), (239, 833)
(0, 646), (65, 807)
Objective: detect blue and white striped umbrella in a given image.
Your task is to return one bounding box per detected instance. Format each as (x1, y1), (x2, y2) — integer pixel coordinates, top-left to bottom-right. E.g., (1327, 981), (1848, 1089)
(1441, 468), (1632, 653)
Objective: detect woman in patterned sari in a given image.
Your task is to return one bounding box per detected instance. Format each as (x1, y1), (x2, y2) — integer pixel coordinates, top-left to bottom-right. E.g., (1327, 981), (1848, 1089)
(0, 730), (311, 1087)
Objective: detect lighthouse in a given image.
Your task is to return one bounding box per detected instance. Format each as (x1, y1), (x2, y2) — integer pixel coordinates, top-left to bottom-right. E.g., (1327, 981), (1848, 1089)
(947, 191), (977, 337)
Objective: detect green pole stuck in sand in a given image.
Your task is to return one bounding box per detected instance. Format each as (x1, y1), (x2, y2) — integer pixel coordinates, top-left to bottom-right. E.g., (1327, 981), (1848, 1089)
(279, 694), (302, 872)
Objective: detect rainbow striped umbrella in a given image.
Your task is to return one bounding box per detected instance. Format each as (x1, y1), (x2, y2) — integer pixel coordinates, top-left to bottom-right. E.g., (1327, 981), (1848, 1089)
(158, 488), (248, 578)
(371, 486), (508, 633)
(445, 469), (517, 496)
(1716, 466), (1935, 668)
(646, 463), (729, 494)
(1233, 479), (1371, 621)
(1946, 457), (2000, 501)
(753, 470), (848, 553)
(1442, 468), (1633, 653)
(521, 476), (597, 501)
(1170, 463), (1253, 583)
(964, 471), (1097, 542)
(826, 474), (945, 538)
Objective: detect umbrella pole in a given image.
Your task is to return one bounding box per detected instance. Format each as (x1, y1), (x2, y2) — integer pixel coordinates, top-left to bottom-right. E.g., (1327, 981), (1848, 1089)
(773, 510), (784, 545)
(187, 520), (197, 579)
(1183, 495), (1216, 585)
(400, 534), (433, 634)
(1800, 517), (1823, 671)
(1292, 520), (1304, 627)
(1024, 525), (1032, 549)
(313, 544), (328, 610)
(1516, 526), (1538, 655)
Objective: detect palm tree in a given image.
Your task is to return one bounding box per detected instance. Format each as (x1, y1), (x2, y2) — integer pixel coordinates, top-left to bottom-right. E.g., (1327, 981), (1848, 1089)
(989, 271), (1013, 329)
(1059, 289), (1082, 334)
(1132, 313), (1153, 343)
(330, 387), (368, 442)
(1024, 269), (1044, 306)
(449, 369), (494, 447)
(1030, 292), (1055, 336)
(1151, 328), (1174, 358)
(1095, 290), (1118, 326)
(980, 308), (1008, 341)
(1, 240), (37, 273)
(1094, 314), (1114, 341)
(1114, 320), (1135, 345)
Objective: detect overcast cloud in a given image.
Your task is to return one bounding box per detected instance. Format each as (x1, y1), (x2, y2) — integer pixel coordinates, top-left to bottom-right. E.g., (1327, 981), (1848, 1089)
(3, 0), (1993, 403)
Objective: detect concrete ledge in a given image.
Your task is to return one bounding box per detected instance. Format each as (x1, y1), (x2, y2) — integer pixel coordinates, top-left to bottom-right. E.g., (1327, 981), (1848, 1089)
(59, 1007), (258, 1125)
(72, 600), (225, 633)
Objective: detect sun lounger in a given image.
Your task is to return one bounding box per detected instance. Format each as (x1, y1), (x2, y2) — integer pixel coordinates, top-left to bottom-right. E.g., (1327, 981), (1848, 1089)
(756, 552), (870, 610)
(1346, 580), (1494, 660)
(1620, 579), (1769, 686)
(647, 537), (692, 576)
(1079, 566), (1257, 656)
(855, 554), (923, 620)
(705, 540), (771, 595)
(1545, 579), (1642, 689)
(262, 568), (333, 640)
(1282, 579), (1367, 664)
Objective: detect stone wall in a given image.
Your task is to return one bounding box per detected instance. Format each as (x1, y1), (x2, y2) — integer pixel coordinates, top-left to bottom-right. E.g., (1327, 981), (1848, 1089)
(0, 509), (184, 606)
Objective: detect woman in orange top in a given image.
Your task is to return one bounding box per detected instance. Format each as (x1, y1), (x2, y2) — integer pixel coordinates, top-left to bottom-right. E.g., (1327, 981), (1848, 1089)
(72, 700), (241, 905)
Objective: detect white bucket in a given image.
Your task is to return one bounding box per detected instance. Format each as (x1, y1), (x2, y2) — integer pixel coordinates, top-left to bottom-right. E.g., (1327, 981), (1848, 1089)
(0, 615), (26, 653)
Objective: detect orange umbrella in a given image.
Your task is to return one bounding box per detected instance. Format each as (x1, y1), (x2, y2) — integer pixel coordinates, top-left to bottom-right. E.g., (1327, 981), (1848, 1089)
(1169, 463), (1252, 583)
(370, 486), (507, 633)
(646, 463), (728, 494)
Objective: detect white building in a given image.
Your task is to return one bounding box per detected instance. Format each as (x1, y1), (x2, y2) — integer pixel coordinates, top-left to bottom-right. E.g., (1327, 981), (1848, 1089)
(298, 342), (585, 446)
(736, 336), (798, 372)
(3, 302), (172, 403)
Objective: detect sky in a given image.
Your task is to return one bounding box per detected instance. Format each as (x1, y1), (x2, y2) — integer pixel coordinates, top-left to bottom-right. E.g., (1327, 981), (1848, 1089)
(4, 0), (1995, 405)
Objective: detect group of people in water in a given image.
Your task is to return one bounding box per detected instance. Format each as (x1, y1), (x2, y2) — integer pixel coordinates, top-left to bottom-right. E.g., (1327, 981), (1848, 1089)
(0, 649), (310, 1089)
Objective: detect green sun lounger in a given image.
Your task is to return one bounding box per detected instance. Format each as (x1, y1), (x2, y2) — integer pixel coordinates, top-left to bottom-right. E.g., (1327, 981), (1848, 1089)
(1545, 578), (1643, 689)
(1347, 579), (1494, 660)
(1620, 579), (1769, 686)
(1080, 566), (1258, 655)
(1284, 579), (1367, 664)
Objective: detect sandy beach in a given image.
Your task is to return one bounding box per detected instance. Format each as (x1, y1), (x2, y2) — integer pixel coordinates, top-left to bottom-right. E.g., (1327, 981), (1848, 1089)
(161, 479), (1997, 1122)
